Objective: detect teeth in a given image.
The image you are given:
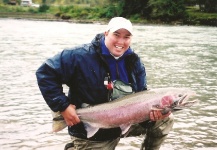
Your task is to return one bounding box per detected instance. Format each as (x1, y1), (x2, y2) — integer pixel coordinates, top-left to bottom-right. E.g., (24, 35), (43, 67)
(115, 46), (123, 49)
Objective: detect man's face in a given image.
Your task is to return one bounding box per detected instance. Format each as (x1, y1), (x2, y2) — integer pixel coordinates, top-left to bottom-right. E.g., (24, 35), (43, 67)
(104, 29), (132, 57)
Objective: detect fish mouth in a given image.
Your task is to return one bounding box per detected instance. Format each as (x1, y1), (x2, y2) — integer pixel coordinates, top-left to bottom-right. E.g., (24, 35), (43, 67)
(173, 91), (198, 110)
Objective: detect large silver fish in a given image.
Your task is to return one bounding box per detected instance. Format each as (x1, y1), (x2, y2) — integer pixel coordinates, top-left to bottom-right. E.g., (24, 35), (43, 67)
(52, 87), (197, 138)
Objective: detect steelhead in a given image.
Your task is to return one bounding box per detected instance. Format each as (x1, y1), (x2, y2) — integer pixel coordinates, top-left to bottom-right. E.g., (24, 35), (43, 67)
(52, 87), (197, 138)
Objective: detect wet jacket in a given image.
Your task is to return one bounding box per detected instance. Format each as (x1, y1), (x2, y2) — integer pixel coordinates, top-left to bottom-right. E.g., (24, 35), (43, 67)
(36, 33), (147, 140)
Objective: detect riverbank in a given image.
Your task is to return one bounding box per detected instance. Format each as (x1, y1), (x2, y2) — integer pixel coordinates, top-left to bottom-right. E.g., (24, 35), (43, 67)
(1, 12), (216, 27)
(0, 12), (55, 20)
(0, 11), (217, 27)
(0, 4), (217, 26)
(0, 12), (109, 24)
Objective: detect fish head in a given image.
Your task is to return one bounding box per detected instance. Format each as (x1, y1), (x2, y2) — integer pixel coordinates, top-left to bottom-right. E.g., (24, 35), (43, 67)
(162, 88), (198, 110)
(151, 88), (197, 111)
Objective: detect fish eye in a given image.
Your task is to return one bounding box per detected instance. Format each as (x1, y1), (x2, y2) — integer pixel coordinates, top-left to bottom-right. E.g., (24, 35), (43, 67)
(178, 94), (183, 97)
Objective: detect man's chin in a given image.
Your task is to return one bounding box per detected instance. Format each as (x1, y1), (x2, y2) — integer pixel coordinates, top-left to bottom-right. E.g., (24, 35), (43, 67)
(113, 51), (124, 57)
(113, 53), (123, 57)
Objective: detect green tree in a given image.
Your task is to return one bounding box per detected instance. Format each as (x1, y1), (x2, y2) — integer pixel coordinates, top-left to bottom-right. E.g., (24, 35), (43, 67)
(121, 0), (150, 18)
(101, 0), (124, 18)
(197, 0), (217, 13)
(106, 0), (150, 18)
(184, 0), (197, 6)
(148, 0), (187, 21)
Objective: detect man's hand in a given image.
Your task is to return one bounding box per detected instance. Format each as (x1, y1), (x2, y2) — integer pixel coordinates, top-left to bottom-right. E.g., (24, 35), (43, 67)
(149, 109), (171, 121)
(61, 104), (80, 126)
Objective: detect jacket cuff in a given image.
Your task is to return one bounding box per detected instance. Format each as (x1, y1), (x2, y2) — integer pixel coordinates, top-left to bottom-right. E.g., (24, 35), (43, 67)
(59, 102), (70, 112)
(48, 95), (70, 112)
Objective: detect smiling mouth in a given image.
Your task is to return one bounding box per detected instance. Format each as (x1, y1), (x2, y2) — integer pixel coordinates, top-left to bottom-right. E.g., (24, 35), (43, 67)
(115, 45), (123, 49)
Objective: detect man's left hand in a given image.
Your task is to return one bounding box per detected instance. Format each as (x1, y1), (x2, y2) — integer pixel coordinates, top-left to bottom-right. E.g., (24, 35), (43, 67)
(149, 109), (171, 121)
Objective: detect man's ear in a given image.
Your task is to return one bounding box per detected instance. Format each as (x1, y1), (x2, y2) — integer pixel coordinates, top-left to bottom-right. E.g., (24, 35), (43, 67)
(104, 31), (109, 36)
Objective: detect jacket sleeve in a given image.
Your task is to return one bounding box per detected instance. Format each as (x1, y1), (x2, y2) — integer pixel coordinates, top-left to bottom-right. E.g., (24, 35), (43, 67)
(136, 57), (147, 91)
(126, 53), (147, 92)
(36, 50), (73, 112)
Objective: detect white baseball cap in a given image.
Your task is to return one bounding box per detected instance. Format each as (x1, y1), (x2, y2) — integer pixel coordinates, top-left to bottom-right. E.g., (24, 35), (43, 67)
(106, 17), (133, 35)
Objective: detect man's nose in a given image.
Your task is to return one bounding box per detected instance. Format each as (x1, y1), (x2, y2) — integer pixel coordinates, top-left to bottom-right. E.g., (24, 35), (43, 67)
(117, 37), (125, 44)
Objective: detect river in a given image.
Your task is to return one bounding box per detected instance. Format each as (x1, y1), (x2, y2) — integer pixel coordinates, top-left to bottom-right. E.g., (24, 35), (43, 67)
(0, 19), (216, 150)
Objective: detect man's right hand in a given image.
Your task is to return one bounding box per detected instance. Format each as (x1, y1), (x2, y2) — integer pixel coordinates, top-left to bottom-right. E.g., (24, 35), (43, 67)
(61, 104), (80, 126)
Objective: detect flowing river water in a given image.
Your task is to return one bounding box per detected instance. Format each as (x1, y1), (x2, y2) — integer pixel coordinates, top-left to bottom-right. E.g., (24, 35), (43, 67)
(0, 19), (216, 150)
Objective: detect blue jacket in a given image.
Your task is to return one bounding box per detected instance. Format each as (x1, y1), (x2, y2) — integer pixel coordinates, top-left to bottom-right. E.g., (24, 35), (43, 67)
(36, 33), (147, 140)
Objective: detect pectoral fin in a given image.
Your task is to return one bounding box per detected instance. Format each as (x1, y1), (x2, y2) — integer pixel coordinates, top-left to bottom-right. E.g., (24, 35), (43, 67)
(120, 124), (131, 135)
(83, 122), (99, 138)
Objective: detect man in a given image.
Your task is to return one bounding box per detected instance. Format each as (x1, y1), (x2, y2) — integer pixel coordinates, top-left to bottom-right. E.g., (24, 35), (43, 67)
(36, 17), (174, 150)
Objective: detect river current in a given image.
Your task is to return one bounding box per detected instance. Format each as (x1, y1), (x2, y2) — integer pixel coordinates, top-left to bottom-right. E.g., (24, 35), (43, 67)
(0, 19), (216, 150)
